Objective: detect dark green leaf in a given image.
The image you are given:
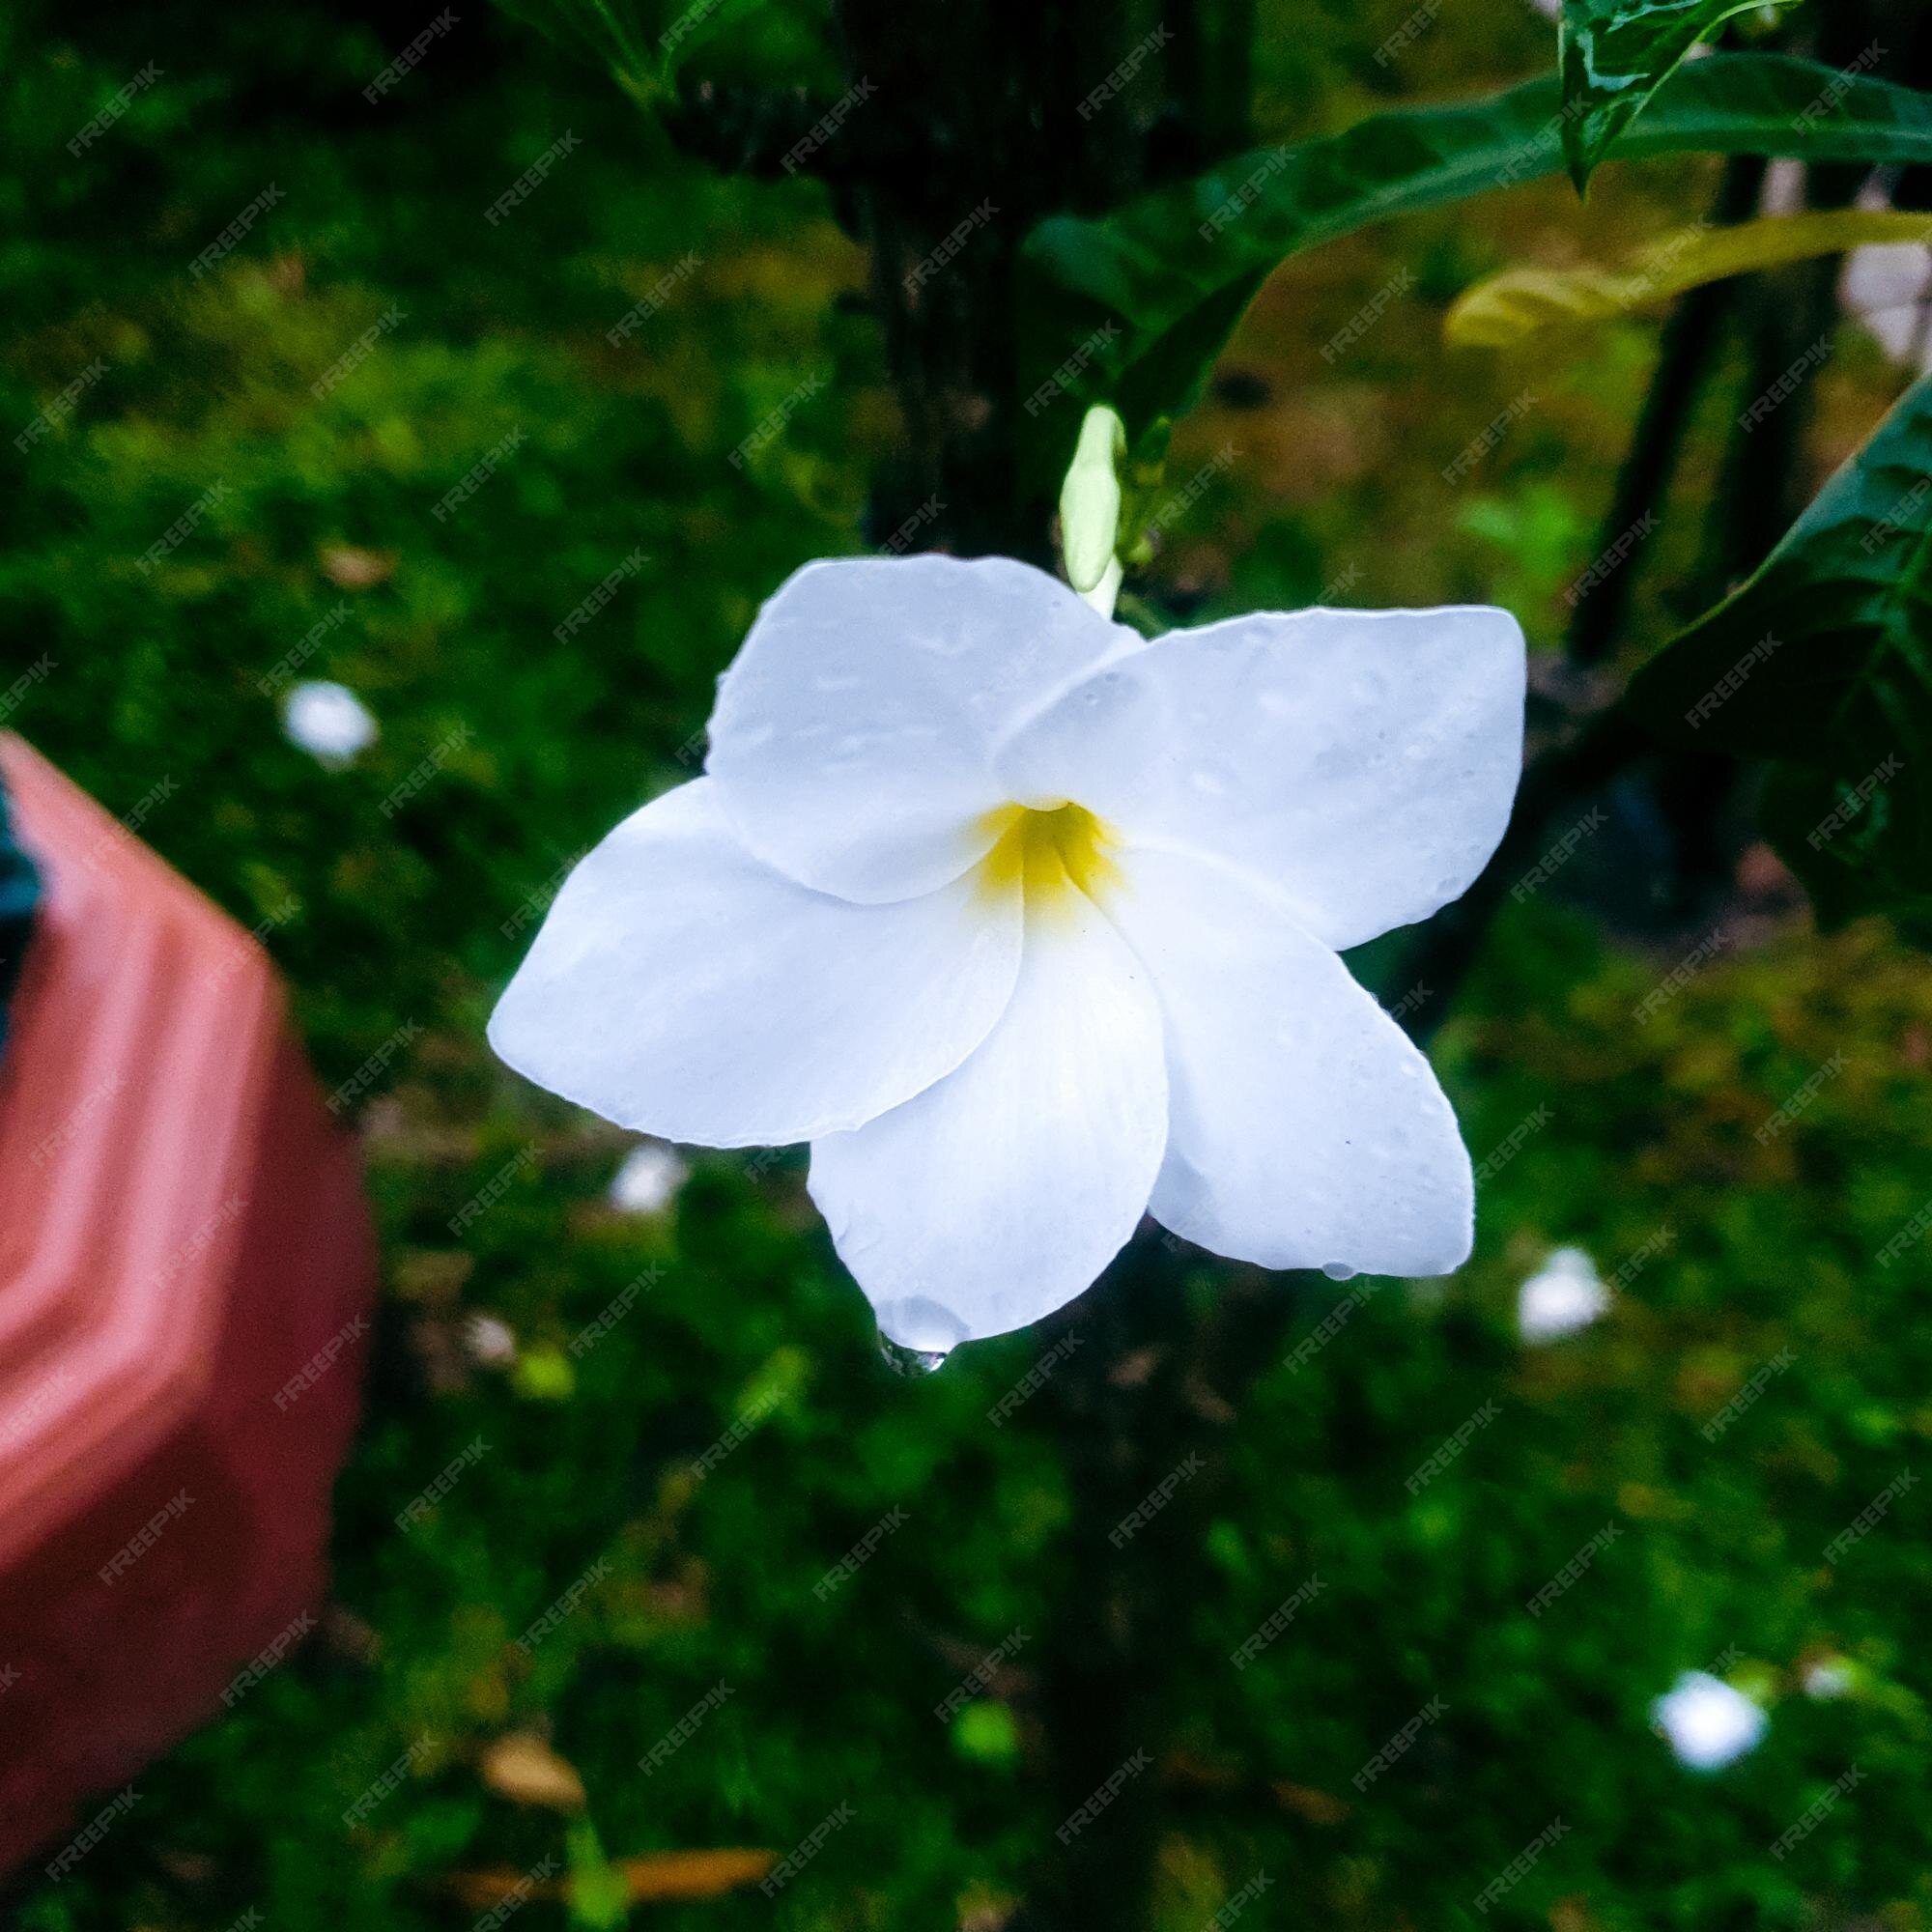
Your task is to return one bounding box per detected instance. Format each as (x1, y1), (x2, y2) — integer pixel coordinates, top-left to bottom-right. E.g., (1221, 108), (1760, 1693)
(492, 0), (768, 99)
(492, 0), (664, 102)
(1626, 376), (1932, 931)
(1558, 0), (1798, 193)
(1020, 54), (1932, 460)
(1759, 760), (1932, 939)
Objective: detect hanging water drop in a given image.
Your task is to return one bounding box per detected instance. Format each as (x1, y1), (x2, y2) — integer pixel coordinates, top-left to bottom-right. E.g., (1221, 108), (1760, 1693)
(875, 1294), (968, 1370)
(1321, 1260), (1357, 1282)
(878, 1334), (950, 1378)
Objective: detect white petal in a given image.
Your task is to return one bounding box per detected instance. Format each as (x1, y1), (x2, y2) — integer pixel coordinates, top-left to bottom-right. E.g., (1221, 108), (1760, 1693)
(998, 605), (1525, 952)
(705, 555), (1139, 903)
(1103, 847), (1473, 1275)
(807, 893), (1167, 1348)
(488, 778), (1020, 1148)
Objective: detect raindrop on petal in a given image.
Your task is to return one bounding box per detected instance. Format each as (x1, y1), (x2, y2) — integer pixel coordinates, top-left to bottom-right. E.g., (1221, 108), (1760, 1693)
(878, 1335), (950, 1378)
(875, 1294), (968, 1370)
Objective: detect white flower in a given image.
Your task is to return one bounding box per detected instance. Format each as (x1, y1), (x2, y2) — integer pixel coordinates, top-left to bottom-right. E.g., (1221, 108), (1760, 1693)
(609, 1141), (688, 1215)
(464, 1313), (519, 1367)
(1802, 1657), (1854, 1700)
(489, 555), (1524, 1350)
(1517, 1245), (1609, 1342)
(283, 679), (378, 765)
(1796, 178), (1932, 376)
(1651, 1671), (1768, 1771)
(1840, 213), (1932, 376)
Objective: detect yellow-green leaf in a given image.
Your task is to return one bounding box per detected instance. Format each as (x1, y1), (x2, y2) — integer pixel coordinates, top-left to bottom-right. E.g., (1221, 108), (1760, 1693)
(1448, 210), (1932, 349)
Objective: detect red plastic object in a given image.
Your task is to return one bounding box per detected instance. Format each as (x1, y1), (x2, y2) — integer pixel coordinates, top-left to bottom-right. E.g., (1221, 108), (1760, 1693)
(0, 734), (376, 1878)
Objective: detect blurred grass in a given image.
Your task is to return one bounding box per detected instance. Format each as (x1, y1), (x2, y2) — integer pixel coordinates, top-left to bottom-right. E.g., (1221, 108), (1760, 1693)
(4, 0), (1932, 1926)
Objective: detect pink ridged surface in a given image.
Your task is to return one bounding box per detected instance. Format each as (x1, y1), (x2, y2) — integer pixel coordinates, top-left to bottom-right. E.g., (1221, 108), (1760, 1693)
(0, 734), (377, 1876)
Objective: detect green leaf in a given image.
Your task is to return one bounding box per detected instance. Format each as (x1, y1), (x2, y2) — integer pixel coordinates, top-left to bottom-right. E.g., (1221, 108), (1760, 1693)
(1760, 759), (1932, 938)
(491, 0), (766, 100)
(492, 0), (665, 104)
(1625, 376), (1932, 932)
(950, 1700), (1023, 1768)
(1020, 54), (1932, 455)
(566, 1817), (633, 1929)
(1447, 209), (1932, 349)
(651, 0), (767, 86)
(1558, 0), (1799, 193)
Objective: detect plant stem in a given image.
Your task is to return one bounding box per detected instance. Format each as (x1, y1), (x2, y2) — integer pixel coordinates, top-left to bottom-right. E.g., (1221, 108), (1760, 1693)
(832, 0), (1150, 561)
(1566, 154), (1766, 668)
(820, 12), (1261, 1927)
(1405, 153), (1780, 1025)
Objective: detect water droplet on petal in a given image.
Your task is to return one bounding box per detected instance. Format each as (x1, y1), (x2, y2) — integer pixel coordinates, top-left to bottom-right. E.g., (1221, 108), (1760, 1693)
(1321, 1260), (1356, 1282)
(878, 1335), (950, 1378)
(874, 1295), (968, 1375)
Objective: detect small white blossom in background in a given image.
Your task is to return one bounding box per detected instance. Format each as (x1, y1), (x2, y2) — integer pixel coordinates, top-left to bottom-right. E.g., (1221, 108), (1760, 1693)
(283, 679), (378, 765)
(490, 554), (1524, 1352)
(464, 1313), (519, 1367)
(1517, 1245), (1609, 1342)
(1839, 182), (1932, 376)
(1759, 157), (1806, 218)
(1762, 171), (1932, 376)
(1803, 1656), (1855, 1700)
(1651, 1671), (1768, 1771)
(608, 1141), (688, 1215)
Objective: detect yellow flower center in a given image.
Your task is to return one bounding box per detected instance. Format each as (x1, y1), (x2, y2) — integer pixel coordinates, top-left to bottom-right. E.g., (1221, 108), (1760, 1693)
(977, 801), (1121, 914)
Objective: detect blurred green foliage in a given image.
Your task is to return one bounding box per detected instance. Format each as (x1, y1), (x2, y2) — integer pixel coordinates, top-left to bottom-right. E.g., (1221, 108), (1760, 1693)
(3, 0), (1931, 1926)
